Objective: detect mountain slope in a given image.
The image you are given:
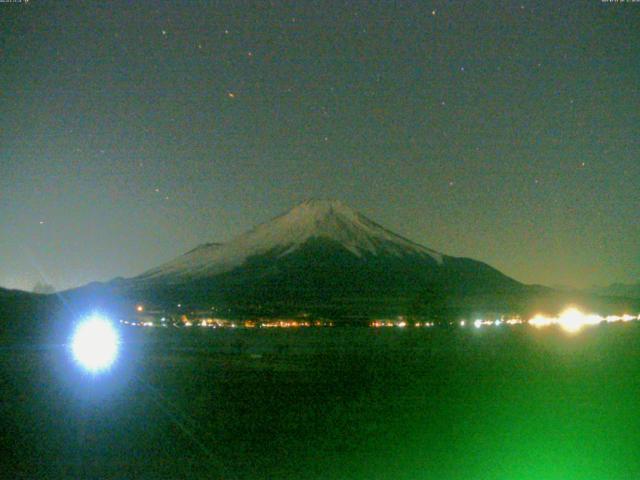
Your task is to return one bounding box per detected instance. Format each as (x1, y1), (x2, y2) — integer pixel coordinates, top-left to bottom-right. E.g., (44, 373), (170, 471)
(0, 287), (54, 338)
(127, 200), (525, 315)
(137, 200), (443, 283)
(590, 282), (640, 299)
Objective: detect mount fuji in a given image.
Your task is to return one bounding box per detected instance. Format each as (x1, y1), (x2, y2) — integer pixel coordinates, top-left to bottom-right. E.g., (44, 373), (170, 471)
(2, 202), (636, 335)
(138, 199), (444, 282)
(125, 200), (526, 316)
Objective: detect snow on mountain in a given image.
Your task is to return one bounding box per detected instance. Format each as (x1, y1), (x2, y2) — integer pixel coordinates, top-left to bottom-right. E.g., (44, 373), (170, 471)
(138, 199), (443, 281)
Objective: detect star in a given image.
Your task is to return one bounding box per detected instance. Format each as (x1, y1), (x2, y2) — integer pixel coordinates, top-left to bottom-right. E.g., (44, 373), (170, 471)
(161, 30), (167, 36)
(432, 10), (436, 16)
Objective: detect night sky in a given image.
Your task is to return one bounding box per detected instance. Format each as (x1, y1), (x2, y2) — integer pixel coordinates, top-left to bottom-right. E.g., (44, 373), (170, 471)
(1, 1), (638, 292)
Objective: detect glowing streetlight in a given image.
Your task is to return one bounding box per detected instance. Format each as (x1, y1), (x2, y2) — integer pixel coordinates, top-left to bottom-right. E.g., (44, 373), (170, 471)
(556, 308), (601, 333)
(528, 308), (606, 333)
(529, 314), (554, 329)
(71, 314), (119, 373)
(557, 308), (585, 333)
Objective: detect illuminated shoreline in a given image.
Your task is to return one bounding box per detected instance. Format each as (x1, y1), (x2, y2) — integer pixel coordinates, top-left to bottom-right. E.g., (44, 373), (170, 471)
(120, 306), (639, 332)
(370, 308), (640, 333)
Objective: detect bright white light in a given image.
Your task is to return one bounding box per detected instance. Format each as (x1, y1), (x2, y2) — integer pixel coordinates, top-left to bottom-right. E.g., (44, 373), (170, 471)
(528, 308), (606, 333)
(557, 308), (602, 333)
(557, 308), (585, 333)
(71, 314), (119, 373)
(529, 314), (554, 328)
(474, 319), (482, 329)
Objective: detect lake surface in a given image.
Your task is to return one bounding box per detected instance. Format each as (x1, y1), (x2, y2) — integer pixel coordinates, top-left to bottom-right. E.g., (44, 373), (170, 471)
(2, 324), (640, 479)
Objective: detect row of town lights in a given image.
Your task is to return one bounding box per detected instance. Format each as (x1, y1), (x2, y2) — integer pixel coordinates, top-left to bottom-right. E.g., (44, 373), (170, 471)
(69, 306), (639, 377)
(133, 304), (638, 334)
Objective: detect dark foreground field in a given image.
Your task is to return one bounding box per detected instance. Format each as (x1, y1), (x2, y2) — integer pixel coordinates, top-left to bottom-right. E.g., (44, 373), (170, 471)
(2, 324), (640, 479)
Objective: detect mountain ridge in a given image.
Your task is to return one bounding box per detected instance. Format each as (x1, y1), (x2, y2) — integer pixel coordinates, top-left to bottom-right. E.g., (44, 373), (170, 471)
(589, 282), (640, 299)
(136, 199), (446, 283)
(3, 200), (637, 326)
(120, 199), (533, 317)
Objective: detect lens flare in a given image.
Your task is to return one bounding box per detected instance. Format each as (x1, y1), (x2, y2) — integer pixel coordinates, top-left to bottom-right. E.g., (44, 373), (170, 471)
(558, 308), (603, 333)
(557, 308), (587, 333)
(71, 314), (119, 373)
(529, 314), (554, 328)
(528, 308), (610, 333)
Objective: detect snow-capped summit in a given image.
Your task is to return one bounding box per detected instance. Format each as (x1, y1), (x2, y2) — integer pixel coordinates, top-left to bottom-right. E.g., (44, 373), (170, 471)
(123, 199), (527, 313)
(137, 199), (443, 281)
